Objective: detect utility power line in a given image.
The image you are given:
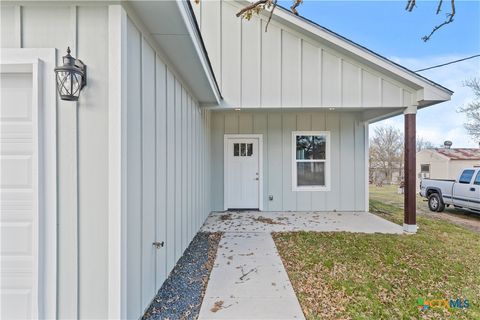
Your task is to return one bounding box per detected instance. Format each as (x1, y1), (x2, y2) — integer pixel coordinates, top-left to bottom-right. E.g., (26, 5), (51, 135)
(415, 54), (480, 72)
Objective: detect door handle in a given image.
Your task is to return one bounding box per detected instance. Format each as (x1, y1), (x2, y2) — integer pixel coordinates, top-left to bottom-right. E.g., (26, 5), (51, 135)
(470, 187), (476, 192)
(153, 241), (164, 249)
(255, 177), (259, 181)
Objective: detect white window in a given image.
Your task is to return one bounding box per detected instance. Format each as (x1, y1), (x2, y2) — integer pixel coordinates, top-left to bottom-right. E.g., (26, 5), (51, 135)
(292, 131), (330, 191)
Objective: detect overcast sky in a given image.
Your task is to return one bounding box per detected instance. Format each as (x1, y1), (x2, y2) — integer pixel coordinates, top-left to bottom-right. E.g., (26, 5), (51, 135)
(279, 0), (480, 147)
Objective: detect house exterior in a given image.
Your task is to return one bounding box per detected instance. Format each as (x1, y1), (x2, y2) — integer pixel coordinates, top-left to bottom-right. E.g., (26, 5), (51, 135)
(0, 1), (452, 319)
(417, 148), (480, 182)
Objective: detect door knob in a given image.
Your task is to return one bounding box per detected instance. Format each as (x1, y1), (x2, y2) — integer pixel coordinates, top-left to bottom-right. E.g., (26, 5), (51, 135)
(153, 241), (164, 249)
(255, 177), (259, 180)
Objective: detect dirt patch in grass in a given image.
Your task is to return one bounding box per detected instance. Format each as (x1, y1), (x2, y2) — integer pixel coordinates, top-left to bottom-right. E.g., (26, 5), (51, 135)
(272, 202), (480, 319)
(370, 184), (480, 233)
(251, 216), (284, 225)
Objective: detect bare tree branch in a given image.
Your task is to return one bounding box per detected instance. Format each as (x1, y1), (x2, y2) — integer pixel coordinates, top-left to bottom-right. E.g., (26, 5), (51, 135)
(436, 0), (443, 14)
(236, 0), (270, 18)
(265, 0), (278, 32)
(405, 0), (416, 12)
(422, 0), (455, 42)
(291, 0), (302, 16)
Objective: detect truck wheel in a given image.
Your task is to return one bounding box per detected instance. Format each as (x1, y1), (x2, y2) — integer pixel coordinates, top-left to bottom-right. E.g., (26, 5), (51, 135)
(428, 193), (445, 212)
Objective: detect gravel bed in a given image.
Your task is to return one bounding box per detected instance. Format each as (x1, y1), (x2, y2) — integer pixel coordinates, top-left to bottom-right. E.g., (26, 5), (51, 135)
(142, 232), (223, 320)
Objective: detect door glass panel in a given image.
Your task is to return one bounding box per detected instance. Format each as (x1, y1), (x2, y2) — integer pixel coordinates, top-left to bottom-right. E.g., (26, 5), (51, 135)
(240, 143), (246, 156)
(297, 162), (325, 186)
(247, 143), (253, 156)
(234, 143), (239, 156)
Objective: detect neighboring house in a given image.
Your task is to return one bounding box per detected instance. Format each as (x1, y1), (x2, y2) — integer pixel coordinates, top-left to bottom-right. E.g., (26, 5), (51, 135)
(417, 148), (480, 182)
(0, 1), (452, 319)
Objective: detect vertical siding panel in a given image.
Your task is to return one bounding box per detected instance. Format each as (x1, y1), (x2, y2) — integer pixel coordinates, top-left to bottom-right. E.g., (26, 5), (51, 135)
(322, 51), (341, 107)
(261, 22), (281, 107)
(301, 41), (319, 106)
(282, 114), (297, 210)
(253, 113), (268, 210)
(362, 70), (381, 107)
(126, 18), (142, 319)
(1, 6), (17, 47)
(221, 2), (241, 106)
(187, 97), (192, 240)
(141, 40), (156, 308)
(21, 6), (71, 48)
(267, 113), (283, 210)
(224, 113), (239, 134)
(342, 60), (361, 107)
(239, 113), (254, 133)
(326, 112), (340, 210)
(155, 57), (167, 288)
(201, 0), (221, 81)
(77, 7), (109, 318)
(211, 113), (225, 210)
(165, 69), (175, 273)
(296, 114), (312, 211)
(339, 114), (355, 211)
(174, 80), (182, 261)
(241, 17), (261, 107)
(281, 31), (301, 107)
(181, 88), (187, 252)
(311, 112), (327, 210)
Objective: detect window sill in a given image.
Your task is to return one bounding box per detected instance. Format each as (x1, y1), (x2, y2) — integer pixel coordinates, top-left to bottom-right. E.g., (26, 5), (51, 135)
(292, 186), (331, 192)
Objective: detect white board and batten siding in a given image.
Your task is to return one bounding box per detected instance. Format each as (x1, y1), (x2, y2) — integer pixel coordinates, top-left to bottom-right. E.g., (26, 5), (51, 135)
(125, 16), (212, 319)
(193, 0), (415, 109)
(211, 111), (367, 212)
(1, 4), (109, 319)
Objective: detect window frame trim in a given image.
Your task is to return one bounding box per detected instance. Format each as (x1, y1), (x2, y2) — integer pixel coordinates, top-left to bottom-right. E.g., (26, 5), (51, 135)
(292, 131), (331, 192)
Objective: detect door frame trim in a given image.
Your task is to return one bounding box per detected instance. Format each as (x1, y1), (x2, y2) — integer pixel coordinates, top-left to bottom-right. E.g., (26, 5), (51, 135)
(224, 134), (263, 211)
(1, 48), (57, 319)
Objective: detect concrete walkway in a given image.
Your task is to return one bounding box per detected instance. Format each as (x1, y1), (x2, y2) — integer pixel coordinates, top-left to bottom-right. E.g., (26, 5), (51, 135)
(198, 232), (305, 319)
(198, 211), (403, 319)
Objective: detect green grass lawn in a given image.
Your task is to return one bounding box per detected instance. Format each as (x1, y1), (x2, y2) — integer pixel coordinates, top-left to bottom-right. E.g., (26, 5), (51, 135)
(273, 197), (480, 319)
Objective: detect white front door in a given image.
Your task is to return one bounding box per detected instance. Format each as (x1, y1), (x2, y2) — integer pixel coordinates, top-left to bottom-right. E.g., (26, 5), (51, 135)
(0, 72), (38, 319)
(225, 137), (261, 209)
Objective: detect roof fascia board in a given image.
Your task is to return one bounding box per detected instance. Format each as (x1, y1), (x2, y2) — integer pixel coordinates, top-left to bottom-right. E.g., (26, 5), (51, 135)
(122, 1), (220, 105)
(177, 0), (222, 103)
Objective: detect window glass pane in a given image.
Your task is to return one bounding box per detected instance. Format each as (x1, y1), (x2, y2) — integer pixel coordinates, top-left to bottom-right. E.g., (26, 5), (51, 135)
(234, 143), (239, 156)
(296, 136), (313, 159)
(240, 143), (246, 156)
(312, 136), (326, 160)
(475, 172), (480, 185)
(420, 164), (430, 173)
(247, 143), (253, 156)
(297, 162), (325, 186)
(459, 170), (474, 184)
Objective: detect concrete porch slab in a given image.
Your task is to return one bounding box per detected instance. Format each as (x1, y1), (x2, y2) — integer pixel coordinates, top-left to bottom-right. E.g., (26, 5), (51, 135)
(200, 211), (404, 234)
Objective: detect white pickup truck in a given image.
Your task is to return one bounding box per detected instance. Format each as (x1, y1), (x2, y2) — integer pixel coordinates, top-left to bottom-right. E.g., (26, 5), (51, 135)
(419, 168), (480, 212)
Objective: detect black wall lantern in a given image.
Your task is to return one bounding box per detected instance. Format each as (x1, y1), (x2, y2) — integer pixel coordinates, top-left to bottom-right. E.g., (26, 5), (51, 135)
(54, 47), (87, 101)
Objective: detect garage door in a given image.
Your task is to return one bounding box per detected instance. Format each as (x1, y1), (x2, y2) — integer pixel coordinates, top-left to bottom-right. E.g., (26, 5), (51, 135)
(0, 71), (38, 319)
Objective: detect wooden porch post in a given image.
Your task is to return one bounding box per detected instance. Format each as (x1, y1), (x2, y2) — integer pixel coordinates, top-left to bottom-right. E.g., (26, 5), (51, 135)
(404, 106), (417, 233)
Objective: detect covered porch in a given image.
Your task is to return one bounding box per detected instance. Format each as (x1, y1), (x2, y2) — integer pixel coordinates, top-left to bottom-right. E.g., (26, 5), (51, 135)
(201, 210), (404, 234)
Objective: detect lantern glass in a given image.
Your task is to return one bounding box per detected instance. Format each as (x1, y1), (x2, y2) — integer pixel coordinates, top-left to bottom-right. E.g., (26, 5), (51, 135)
(54, 47), (86, 101)
(56, 69), (82, 101)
